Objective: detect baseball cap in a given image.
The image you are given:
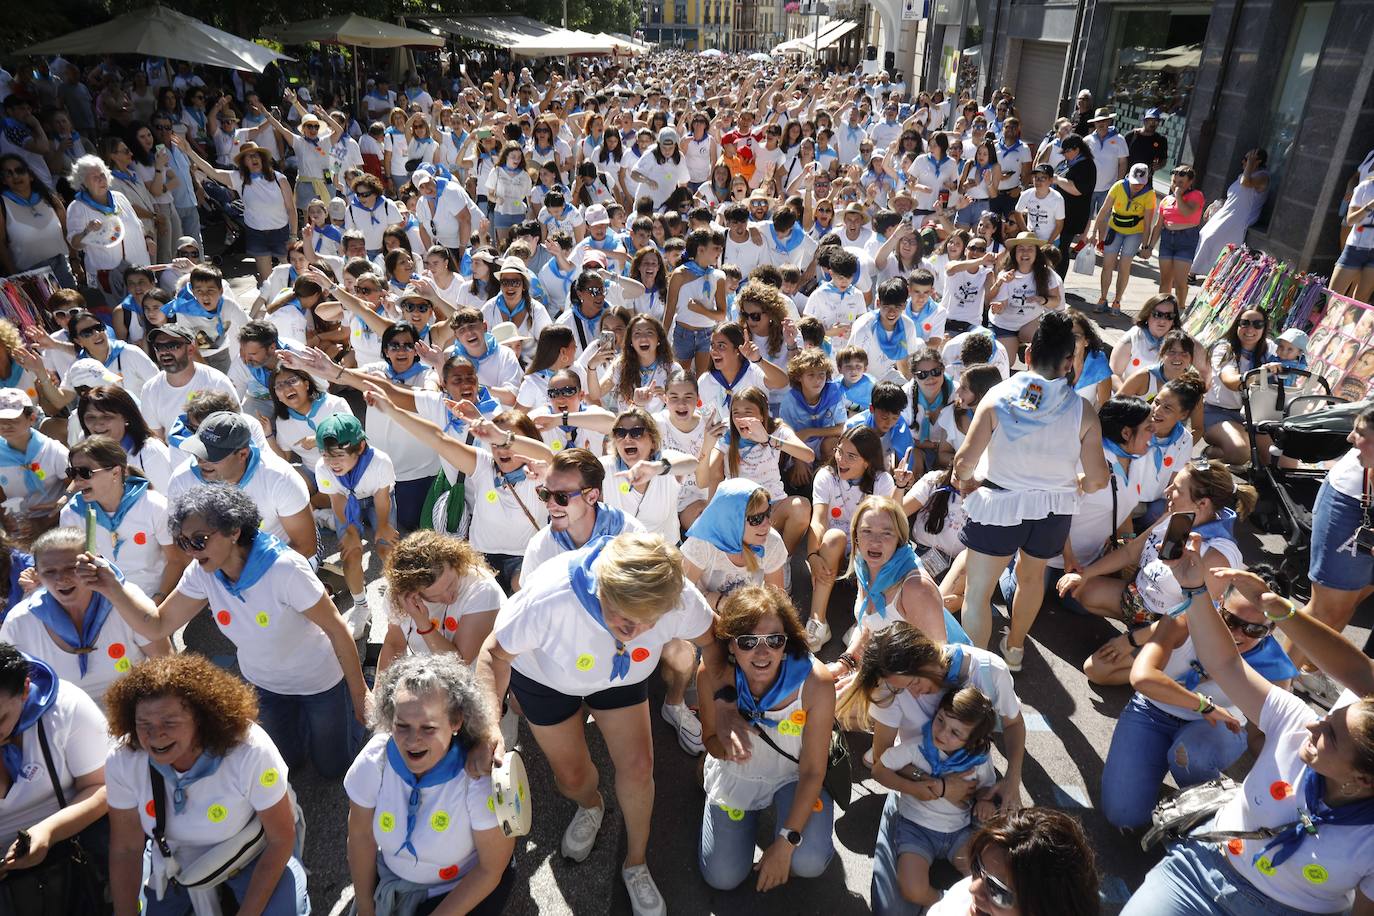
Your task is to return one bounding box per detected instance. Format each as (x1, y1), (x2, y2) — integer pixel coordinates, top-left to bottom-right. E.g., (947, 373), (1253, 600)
(412, 169), (436, 187)
(1032, 163), (1054, 177)
(1144, 107), (1164, 121)
(657, 127), (679, 145)
(0, 388), (31, 419)
(65, 358), (122, 391)
(582, 250), (609, 269)
(584, 204), (610, 226)
(147, 325), (195, 344)
(1277, 327), (1310, 352)
(315, 413), (366, 451)
(328, 197), (348, 220)
(1128, 163), (1151, 183)
(182, 411), (252, 462)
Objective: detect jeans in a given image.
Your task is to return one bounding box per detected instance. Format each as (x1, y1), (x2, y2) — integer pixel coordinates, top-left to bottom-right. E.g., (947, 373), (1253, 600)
(1121, 839), (1312, 916)
(871, 793), (921, 916)
(955, 199), (988, 227)
(483, 552), (522, 596)
(255, 677), (364, 779)
(698, 782), (835, 890)
(176, 205), (203, 251)
(394, 474), (437, 534)
(1101, 694), (1249, 829)
(142, 849), (310, 915)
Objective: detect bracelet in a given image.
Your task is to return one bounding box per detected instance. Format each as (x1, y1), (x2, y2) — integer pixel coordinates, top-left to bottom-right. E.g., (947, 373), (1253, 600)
(1263, 597), (1297, 622)
(500, 430), (514, 448)
(415, 622), (436, 636)
(838, 652), (858, 672)
(1126, 628), (1140, 649)
(938, 777), (946, 798)
(562, 410), (570, 427)
(1197, 694), (1215, 715)
(658, 458), (672, 476)
(334, 366), (344, 380)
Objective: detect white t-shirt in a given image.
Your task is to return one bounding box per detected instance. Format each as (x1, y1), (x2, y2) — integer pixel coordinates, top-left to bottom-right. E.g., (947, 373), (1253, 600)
(812, 467), (896, 534)
(393, 569), (504, 659)
(167, 448), (309, 544)
(910, 470), (968, 558)
(680, 529), (786, 595)
(58, 491), (171, 596)
(713, 436), (787, 502)
(467, 449), (547, 556)
(1014, 188), (1066, 241)
(227, 171), (290, 231)
(139, 364), (240, 435)
(989, 268), (1063, 333)
(1052, 450), (1145, 571)
(848, 311), (920, 383)
(65, 343), (158, 398)
(273, 393), (354, 466)
(494, 545), (714, 695)
(697, 363), (766, 420)
(0, 431), (67, 503)
(343, 734), (498, 887)
(599, 453), (682, 543)
(314, 446), (396, 508)
(359, 363), (441, 481)
(940, 265), (991, 327)
(0, 679), (108, 851)
(521, 512), (649, 581)
(1346, 179), (1374, 249)
(942, 330), (1011, 380)
(175, 547), (341, 694)
(1086, 131), (1130, 193)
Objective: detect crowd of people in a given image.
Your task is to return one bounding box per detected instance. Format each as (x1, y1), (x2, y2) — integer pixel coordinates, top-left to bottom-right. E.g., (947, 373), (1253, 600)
(0, 44), (1369, 916)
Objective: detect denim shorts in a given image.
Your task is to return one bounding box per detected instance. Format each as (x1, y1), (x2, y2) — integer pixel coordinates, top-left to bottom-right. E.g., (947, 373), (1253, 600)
(1309, 478), (1374, 591)
(1203, 403), (1243, 430)
(962, 512), (1072, 560)
(492, 211), (524, 231)
(955, 199), (989, 227)
(1103, 229), (1144, 258)
(673, 324), (714, 360)
(244, 224), (289, 257)
(1336, 243), (1374, 270)
(1159, 226), (1201, 262)
(892, 814), (974, 865)
(508, 667), (649, 727)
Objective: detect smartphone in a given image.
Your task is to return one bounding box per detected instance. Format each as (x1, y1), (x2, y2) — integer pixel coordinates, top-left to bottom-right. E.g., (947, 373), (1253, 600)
(598, 330), (616, 351)
(1158, 512), (1195, 562)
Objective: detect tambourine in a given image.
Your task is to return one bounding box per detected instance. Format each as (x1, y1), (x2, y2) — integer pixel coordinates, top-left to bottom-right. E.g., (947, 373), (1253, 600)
(489, 750), (531, 837)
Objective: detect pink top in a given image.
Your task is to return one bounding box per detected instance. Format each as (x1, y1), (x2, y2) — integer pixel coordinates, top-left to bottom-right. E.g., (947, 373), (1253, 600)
(1159, 189), (1205, 227)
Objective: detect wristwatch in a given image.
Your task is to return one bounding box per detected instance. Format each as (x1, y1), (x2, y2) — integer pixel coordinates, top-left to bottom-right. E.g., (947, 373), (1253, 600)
(778, 827), (802, 847)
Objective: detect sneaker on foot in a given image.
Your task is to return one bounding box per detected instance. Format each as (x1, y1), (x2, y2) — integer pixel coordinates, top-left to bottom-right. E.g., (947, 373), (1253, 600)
(999, 630), (1024, 673)
(660, 702), (704, 756)
(345, 597), (370, 640)
(804, 616), (831, 652)
(621, 864), (666, 916)
(1295, 669), (1343, 709)
(561, 803), (604, 862)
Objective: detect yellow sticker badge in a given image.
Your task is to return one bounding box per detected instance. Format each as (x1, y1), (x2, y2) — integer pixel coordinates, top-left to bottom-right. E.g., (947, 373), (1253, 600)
(259, 768), (279, 788)
(207, 804), (227, 823)
(1303, 864), (1329, 885)
(430, 810), (451, 832)
(255, 612), (271, 628)
(379, 812), (396, 833)
(575, 654), (596, 671)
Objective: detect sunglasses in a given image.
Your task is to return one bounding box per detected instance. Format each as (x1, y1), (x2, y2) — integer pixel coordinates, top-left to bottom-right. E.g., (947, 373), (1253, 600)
(52, 307), (80, 321)
(536, 486), (584, 506)
(746, 505), (772, 527)
(612, 426), (647, 440)
(1237, 318), (1266, 330)
(174, 532), (212, 553)
(733, 633), (787, 651)
(386, 341), (417, 352)
(742, 311), (764, 322)
(913, 367), (943, 380)
(75, 324), (105, 339)
(65, 465), (112, 480)
(580, 286), (606, 297)
(972, 855), (1016, 910)
(2, 166), (29, 177)
(1151, 309), (1178, 321)
(152, 340), (189, 352)
(548, 385), (580, 399)
(499, 279), (524, 287)
(355, 285), (382, 294)
(401, 301), (432, 312)
(1220, 608), (1273, 639)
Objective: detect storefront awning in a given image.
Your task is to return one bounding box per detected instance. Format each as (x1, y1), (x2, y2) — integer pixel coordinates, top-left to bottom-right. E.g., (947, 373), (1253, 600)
(509, 29), (623, 57)
(815, 18), (859, 49)
(772, 17), (835, 54)
(423, 16), (558, 47)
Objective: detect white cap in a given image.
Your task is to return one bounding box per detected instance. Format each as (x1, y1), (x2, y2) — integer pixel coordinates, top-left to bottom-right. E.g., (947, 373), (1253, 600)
(65, 358), (123, 391)
(584, 204), (610, 226)
(1277, 327), (1309, 351)
(1128, 163), (1151, 183)
(0, 388), (32, 420)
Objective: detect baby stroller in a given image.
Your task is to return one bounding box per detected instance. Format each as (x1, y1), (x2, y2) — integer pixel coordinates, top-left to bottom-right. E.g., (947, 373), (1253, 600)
(1240, 366), (1350, 598)
(198, 177), (246, 254)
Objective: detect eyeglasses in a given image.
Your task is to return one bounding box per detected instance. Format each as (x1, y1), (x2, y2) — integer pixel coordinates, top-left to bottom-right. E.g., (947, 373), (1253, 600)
(1151, 309), (1178, 321)
(548, 385), (580, 399)
(386, 341), (417, 352)
(580, 286), (606, 297)
(65, 465), (113, 480)
(175, 532), (212, 552)
(273, 375), (305, 391)
(1, 166), (28, 177)
(611, 426), (647, 440)
(536, 485), (584, 506)
(972, 855), (1016, 910)
(742, 311), (764, 322)
(74, 324), (106, 339)
(745, 505), (773, 527)
(355, 285), (382, 294)
(913, 367), (943, 380)
(1237, 318), (1266, 330)
(733, 633), (787, 651)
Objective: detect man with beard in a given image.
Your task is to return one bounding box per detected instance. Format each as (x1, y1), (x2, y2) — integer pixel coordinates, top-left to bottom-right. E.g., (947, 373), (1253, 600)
(138, 325), (239, 439)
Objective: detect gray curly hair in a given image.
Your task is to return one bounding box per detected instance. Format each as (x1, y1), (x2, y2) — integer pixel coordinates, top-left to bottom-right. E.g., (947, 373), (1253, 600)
(71, 154), (112, 191)
(371, 654), (493, 749)
(169, 483), (261, 542)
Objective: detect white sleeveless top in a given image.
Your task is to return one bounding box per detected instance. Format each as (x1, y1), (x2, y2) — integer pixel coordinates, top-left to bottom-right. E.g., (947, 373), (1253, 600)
(965, 382), (1085, 525)
(1, 196), (66, 268)
(672, 268), (720, 330)
(1147, 633), (1248, 723)
(703, 692), (805, 811)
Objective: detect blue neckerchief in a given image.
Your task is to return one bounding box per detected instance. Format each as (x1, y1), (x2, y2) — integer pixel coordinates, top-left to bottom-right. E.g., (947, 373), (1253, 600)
(735, 651), (812, 727)
(927, 152), (950, 174)
(586, 232), (622, 252)
(167, 415), (194, 449)
(638, 362), (663, 388)
(75, 189), (116, 215)
(811, 217), (833, 238)
(1180, 634), (1297, 691)
(385, 360), (427, 385)
(908, 298), (939, 331)
(1192, 507), (1237, 543)
(151, 751), (225, 815)
(1149, 364), (1168, 388)
(1102, 438), (1139, 484)
(287, 395), (328, 431)
(571, 305), (603, 343)
(787, 382), (844, 429)
(1075, 350), (1112, 392)
(874, 316), (909, 363)
(1118, 178), (1151, 205)
(0, 358), (23, 389)
(336, 446), (377, 534)
(855, 543), (921, 620)
(568, 537), (632, 681)
(1251, 765), (1374, 870)
(768, 222), (805, 253)
(533, 144), (554, 156)
(313, 224), (342, 253)
(494, 293), (528, 323)
(840, 375), (875, 410)
(167, 294), (227, 343)
(915, 375), (954, 441)
(185, 108), (206, 136)
(998, 138), (1023, 157)
(1, 655), (57, 780)
(384, 737), (466, 861)
(494, 466), (527, 489)
(919, 718), (990, 776)
(213, 530), (287, 601)
(552, 504), (627, 551)
(29, 568), (123, 677)
(1, 189), (40, 208)
(686, 478), (766, 558)
(1148, 421), (1186, 471)
(192, 444), (262, 489)
(1140, 324), (1163, 350)
(709, 360), (750, 408)
(385, 127), (403, 138)
(351, 195), (385, 225)
(942, 645), (966, 687)
(990, 372), (1077, 442)
(465, 332), (499, 367)
(820, 280), (857, 303)
(74, 477), (149, 561)
(82, 338), (127, 370)
(852, 410), (915, 463)
(0, 432), (46, 494)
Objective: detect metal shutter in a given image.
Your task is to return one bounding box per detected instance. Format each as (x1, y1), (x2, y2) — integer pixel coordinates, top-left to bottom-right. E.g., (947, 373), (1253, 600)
(1013, 40), (1068, 142)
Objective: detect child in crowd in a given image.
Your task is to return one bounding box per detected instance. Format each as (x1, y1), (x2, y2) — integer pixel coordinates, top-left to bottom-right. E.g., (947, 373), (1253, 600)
(836, 346), (876, 413)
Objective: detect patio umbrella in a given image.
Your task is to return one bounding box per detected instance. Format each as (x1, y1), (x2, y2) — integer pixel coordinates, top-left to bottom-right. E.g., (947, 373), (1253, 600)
(262, 14), (445, 49)
(748, 52), (772, 62)
(21, 4), (286, 72)
(700, 48), (725, 57)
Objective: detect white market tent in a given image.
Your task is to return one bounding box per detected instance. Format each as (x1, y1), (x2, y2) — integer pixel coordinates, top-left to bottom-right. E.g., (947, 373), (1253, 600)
(21, 4), (287, 72)
(508, 30), (623, 58)
(262, 14), (445, 49)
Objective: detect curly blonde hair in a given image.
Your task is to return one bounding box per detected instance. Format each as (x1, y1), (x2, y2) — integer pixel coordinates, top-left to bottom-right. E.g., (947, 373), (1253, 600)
(384, 530), (492, 621)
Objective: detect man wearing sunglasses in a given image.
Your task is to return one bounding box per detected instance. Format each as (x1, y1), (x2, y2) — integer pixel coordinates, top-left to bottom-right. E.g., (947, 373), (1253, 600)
(166, 410), (316, 560)
(521, 448), (648, 578)
(137, 325), (239, 442)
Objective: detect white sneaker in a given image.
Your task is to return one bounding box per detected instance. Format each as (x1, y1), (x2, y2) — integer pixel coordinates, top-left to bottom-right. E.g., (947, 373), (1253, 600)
(561, 804), (604, 862)
(313, 508), (336, 532)
(1295, 669), (1343, 709)
(345, 597), (370, 640)
(999, 629), (1024, 673)
(621, 863), (666, 916)
(660, 702), (704, 756)
(804, 616), (831, 652)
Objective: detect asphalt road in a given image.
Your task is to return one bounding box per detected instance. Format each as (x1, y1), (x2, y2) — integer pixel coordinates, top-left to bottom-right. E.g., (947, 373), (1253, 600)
(204, 246), (1374, 915)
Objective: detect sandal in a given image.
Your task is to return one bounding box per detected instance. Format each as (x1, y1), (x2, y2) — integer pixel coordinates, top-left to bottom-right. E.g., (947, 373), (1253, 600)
(1109, 300), (1123, 314)
(1093, 300), (1110, 313)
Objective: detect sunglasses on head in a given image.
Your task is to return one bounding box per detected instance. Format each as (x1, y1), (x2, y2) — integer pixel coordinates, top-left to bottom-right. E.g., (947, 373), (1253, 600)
(65, 465), (112, 480)
(733, 633), (787, 651)
(536, 485), (584, 506)
(972, 855), (1016, 910)
(548, 385), (580, 399)
(913, 367), (943, 380)
(1237, 318), (1266, 330)
(612, 426), (647, 439)
(174, 532), (211, 553)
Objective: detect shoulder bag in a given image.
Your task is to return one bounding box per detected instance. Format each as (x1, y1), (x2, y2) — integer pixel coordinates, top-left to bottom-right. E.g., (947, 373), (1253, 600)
(148, 764), (266, 891)
(750, 720), (854, 810)
(1140, 776), (1296, 851)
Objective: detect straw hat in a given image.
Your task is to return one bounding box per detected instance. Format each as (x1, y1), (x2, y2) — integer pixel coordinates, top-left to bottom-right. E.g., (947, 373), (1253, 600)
(233, 143), (274, 167)
(1005, 230), (1046, 248)
(1087, 107), (1116, 124)
(490, 321), (530, 347)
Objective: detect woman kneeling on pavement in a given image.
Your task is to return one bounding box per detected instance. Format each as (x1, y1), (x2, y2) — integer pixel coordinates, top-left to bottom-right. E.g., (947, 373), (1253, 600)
(696, 584), (836, 891)
(344, 653), (515, 916)
(473, 532), (720, 916)
(1122, 548), (1374, 916)
(105, 654), (309, 915)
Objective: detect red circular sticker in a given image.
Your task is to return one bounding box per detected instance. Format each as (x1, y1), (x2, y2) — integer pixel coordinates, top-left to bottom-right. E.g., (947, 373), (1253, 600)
(923, 323), (932, 332)
(216, 610), (232, 626)
(108, 643), (125, 659)
(145, 800), (156, 817)
(630, 647), (651, 663)
(444, 617), (458, 631)
(1269, 780), (1292, 801)
(28, 462), (38, 471)
(1227, 838), (1244, 856)
(133, 531), (147, 545)
(1163, 456), (1174, 468)
(1132, 358), (1141, 366)
(438, 865), (459, 881)
(696, 399), (703, 408)
(831, 507), (842, 518)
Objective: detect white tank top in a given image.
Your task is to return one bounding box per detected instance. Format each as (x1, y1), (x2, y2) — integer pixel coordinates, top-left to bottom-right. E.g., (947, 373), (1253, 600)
(1, 196), (66, 268)
(673, 268), (720, 330)
(965, 380), (1085, 524)
(703, 693), (805, 811)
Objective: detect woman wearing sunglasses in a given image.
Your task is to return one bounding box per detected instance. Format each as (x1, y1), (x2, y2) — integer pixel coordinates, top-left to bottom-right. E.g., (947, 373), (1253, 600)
(695, 584), (835, 892)
(1067, 459), (1257, 680)
(517, 325), (581, 413)
(1108, 293), (1202, 389)
(483, 259), (550, 347)
(1099, 563), (1298, 830)
(590, 407), (698, 544)
(1203, 307), (1273, 464)
(37, 308), (157, 405)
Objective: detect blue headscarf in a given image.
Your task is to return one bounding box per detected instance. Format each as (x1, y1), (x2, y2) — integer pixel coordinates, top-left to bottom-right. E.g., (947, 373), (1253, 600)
(1, 655), (58, 779)
(385, 737), (465, 861)
(735, 651), (812, 728)
(686, 478), (767, 558)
